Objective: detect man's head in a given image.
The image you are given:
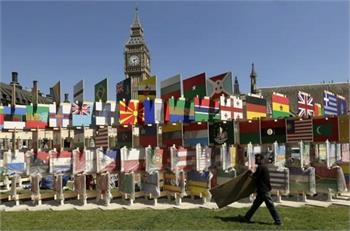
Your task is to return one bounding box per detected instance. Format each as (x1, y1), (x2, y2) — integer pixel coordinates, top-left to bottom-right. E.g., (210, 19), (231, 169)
(255, 154), (264, 165)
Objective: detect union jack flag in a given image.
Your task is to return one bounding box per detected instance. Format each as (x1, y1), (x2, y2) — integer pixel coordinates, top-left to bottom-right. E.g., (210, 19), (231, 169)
(71, 103), (91, 115)
(297, 91), (314, 118)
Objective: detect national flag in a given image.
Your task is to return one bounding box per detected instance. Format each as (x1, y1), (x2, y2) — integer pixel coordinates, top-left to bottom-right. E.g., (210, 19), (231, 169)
(338, 115), (349, 143)
(71, 102), (92, 127)
(323, 90), (338, 116)
(49, 103), (71, 128)
(260, 118), (286, 144)
(95, 78), (108, 103)
(73, 149), (86, 174)
(313, 117), (339, 142)
(220, 95), (243, 121)
(141, 172), (160, 197)
(138, 76), (157, 102)
(154, 98), (163, 124)
(119, 172), (134, 194)
(183, 122), (209, 147)
(271, 92), (290, 118)
(209, 121), (234, 145)
(143, 99), (155, 124)
(73, 80), (84, 103)
(119, 99), (143, 125)
(3, 105), (26, 129)
(26, 104), (50, 129)
(170, 146), (196, 171)
(184, 100), (195, 123)
(337, 95), (347, 115)
(95, 126), (109, 149)
(117, 125), (132, 148)
(286, 118), (313, 143)
(314, 103), (323, 116)
(50, 150), (72, 174)
(161, 123), (183, 147)
(52, 81), (61, 107)
(169, 97), (185, 123)
(96, 148), (118, 173)
(206, 72), (233, 101)
(239, 119), (260, 144)
(160, 74), (181, 101)
(4, 150), (26, 174)
(145, 147), (163, 172)
(194, 96), (220, 122)
(84, 149), (96, 174)
(195, 145), (211, 171)
(297, 91), (314, 118)
(120, 147), (145, 172)
(0, 106), (4, 129)
(183, 73), (207, 100)
(244, 94), (267, 119)
(116, 78), (131, 102)
(94, 101), (106, 126)
(139, 125), (158, 147)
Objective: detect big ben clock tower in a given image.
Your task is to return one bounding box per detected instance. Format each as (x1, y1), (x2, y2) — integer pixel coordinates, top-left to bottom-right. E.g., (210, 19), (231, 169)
(124, 8), (151, 99)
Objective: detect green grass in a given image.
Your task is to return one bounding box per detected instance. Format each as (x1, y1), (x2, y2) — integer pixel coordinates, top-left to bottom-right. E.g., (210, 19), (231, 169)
(1, 206), (349, 230)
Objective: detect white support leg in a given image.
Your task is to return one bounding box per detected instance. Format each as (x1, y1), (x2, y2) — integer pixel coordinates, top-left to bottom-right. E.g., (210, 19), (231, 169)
(153, 198), (158, 206)
(327, 189), (333, 202)
(301, 192), (307, 202)
(60, 198), (64, 206)
(276, 190), (282, 203)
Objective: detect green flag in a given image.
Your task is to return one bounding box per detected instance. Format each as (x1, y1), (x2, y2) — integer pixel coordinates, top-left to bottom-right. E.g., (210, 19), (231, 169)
(95, 78), (108, 103)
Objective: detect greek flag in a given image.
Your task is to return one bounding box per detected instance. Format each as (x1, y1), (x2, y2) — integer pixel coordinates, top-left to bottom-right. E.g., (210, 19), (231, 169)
(323, 90), (338, 116)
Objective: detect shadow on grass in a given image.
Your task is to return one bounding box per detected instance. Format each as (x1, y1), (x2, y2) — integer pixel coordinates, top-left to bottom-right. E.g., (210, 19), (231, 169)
(214, 215), (272, 225)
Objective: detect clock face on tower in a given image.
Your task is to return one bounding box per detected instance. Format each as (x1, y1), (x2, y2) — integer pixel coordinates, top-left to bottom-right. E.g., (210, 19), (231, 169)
(129, 55), (140, 66)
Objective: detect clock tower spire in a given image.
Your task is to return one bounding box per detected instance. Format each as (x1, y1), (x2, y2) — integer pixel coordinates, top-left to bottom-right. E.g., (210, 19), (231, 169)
(124, 7), (151, 99)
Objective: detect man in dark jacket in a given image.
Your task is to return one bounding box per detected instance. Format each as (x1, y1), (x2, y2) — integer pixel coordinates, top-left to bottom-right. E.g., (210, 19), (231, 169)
(241, 154), (282, 225)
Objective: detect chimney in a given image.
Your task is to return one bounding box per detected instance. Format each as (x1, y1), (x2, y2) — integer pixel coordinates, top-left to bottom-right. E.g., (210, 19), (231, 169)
(11, 72), (18, 84)
(64, 93), (70, 103)
(32, 80), (38, 105)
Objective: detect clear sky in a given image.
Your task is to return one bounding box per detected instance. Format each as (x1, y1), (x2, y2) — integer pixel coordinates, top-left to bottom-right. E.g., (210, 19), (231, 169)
(1, 0), (349, 101)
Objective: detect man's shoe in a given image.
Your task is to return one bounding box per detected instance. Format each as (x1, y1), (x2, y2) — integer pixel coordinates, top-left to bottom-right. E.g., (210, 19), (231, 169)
(238, 215), (253, 223)
(274, 221), (282, 226)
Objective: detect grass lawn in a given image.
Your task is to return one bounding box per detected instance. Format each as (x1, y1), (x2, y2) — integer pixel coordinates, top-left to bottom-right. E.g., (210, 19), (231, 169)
(1, 206), (349, 230)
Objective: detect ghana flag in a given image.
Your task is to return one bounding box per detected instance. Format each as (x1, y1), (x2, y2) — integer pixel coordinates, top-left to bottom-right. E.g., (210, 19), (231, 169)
(239, 119), (260, 145)
(313, 116), (339, 142)
(271, 92), (290, 118)
(183, 73), (207, 100)
(260, 118), (286, 144)
(244, 94), (267, 120)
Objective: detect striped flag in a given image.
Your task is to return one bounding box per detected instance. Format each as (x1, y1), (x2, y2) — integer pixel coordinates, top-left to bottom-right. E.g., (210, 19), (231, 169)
(3, 105), (26, 129)
(50, 150), (72, 174)
(160, 74), (181, 101)
(161, 123), (183, 147)
(271, 92), (290, 118)
(120, 147), (145, 172)
(139, 125), (158, 147)
(170, 146), (196, 171)
(220, 95), (243, 121)
(297, 91), (314, 118)
(337, 94), (347, 115)
(183, 122), (209, 147)
(95, 127), (109, 149)
(4, 150), (26, 175)
(313, 103), (323, 116)
(195, 144), (211, 171)
(194, 96), (220, 122)
(25, 104), (50, 129)
(73, 149), (86, 174)
(244, 94), (267, 119)
(169, 97), (185, 123)
(286, 118), (313, 143)
(323, 90), (338, 116)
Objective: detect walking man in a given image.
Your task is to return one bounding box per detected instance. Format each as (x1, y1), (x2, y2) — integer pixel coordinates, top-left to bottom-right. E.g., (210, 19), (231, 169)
(240, 153), (282, 225)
